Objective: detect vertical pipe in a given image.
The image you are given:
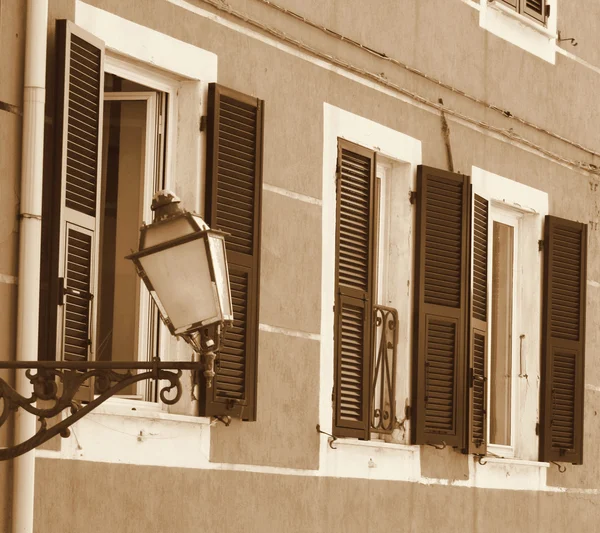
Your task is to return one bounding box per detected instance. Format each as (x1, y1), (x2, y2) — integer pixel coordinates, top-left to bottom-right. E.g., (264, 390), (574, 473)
(13, 1), (48, 532)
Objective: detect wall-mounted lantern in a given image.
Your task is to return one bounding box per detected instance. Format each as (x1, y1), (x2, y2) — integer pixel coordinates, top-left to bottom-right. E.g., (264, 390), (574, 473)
(0, 190), (233, 460)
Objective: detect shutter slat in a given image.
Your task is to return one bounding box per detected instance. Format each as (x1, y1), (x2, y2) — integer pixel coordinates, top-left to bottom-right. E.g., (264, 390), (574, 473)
(413, 166), (468, 448)
(540, 216), (586, 464)
(201, 84), (263, 420)
(467, 193), (488, 455)
(333, 140), (375, 439)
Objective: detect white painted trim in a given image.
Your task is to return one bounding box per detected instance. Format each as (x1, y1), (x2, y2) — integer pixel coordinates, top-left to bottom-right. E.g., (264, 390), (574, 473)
(557, 47), (600, 77)
(75, 1), (217, 82)
(0, 273), (17, 285)
(263, 183), (322, 206)
(478, 0), (557, 64)
(472, 166), (548, 462)
(320, 103), (421, 475)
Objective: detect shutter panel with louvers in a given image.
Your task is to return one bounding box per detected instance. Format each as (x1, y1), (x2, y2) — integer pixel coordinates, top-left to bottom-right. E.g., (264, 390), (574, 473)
(333, 140), (376, 439)
(201, 83), (263, 421)
(54, 21), (105, 400)
(524, 0), (546, 23)
(412, 166), (469, 448)
(540, 216), (587, 464)
(467, 193), (489, 455)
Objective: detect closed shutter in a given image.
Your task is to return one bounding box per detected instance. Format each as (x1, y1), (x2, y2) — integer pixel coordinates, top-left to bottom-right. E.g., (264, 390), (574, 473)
(412, 166), (469, 448)
(53, 21), (105, 400)
(467, 193), (489, 455)
(332, 140), (376, 439)
(524, 0), (546, 23)
(201, 83), (263, 420)
(540, 216), (587, 464)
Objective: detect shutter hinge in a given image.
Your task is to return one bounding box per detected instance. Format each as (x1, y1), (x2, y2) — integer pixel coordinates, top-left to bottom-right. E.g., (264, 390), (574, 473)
(545, 4), (551, 18)
(200, 115), (207, 132)
(331, 387), (335, 404)
(538, 239), (544, 251)
(409, 190), (417, 205)
(405, 404), (411, 420)
(535, 422), (540, 436)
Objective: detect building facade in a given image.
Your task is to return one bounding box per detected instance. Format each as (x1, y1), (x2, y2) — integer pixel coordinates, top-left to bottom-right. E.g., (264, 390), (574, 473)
(1, 0), (599, 531)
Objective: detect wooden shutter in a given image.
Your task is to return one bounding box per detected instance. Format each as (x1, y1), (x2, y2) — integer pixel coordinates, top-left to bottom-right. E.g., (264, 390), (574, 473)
(501, 0), (518, 9)
(540, 216), (587, 464)
(332, 140), (376, 439)
(523, 0), (546, 23)
(201, 83), (263, 420)
(53, 21), (105, 400)
(467, 193), (489, 455)
(412, 166), (469, 448)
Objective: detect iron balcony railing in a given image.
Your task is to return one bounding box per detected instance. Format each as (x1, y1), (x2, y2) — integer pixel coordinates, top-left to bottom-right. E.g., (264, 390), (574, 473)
(371, 305), (399, 434)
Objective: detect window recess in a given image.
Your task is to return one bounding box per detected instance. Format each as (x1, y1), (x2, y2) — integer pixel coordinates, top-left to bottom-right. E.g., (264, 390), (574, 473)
(332, 140), (400, 440)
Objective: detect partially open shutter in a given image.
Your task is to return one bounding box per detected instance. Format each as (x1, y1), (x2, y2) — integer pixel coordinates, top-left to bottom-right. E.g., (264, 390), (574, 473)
(412, 166), (469, 448)
(53, 21), (105, 400)
(201, 83), (263, 420)
(524, 0), (547, 23)
(332, 140), (376, 439)
(540, 216), (587, 464)
(467, 193), (489, 455)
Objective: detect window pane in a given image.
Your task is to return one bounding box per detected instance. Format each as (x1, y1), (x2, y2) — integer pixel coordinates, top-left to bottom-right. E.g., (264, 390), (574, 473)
(98, 100), (147, 366)
(490, 221), (514, 446)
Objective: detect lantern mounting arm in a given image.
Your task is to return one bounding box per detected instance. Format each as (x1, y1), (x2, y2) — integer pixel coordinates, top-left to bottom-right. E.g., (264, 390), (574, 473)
(0, 357), (208, 461)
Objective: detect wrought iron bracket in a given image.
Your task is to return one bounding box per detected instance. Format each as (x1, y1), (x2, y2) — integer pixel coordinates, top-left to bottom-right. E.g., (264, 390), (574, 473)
(0, 358), (207, 461)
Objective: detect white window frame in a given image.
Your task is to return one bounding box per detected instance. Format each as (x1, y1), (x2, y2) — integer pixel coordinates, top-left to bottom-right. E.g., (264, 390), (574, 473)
(471, 166), (548, 461)
(486, 205), (521, 459)
(74, 0), (217, 415)
(475, 0), (558, 64)
(320, 103), (421, 476)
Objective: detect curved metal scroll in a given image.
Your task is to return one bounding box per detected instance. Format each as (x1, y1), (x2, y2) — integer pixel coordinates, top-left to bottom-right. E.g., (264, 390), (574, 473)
(0, 359), (203, 461)
(370, 305), (399, 433)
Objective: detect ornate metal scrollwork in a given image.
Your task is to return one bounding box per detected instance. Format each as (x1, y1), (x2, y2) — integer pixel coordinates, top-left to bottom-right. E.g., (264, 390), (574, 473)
(370, 305), (399, 434)
(0, 359), (204, 461)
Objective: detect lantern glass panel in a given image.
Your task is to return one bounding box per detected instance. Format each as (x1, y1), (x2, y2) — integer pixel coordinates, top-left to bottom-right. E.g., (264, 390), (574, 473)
(207, 233), (233, 322)
(137, 237), (220, 333)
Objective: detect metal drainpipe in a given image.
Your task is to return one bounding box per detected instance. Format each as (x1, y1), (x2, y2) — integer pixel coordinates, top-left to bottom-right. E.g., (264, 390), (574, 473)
(13, 1), (48, 532)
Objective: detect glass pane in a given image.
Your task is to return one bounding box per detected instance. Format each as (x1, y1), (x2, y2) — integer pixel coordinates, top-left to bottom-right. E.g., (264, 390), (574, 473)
(138, 239), (218, 331)
(490, 221), (514, 446)
(208, 234), (232, 321)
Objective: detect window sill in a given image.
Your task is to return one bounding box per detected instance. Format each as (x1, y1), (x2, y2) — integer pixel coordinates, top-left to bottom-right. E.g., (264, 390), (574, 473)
(487, 1), (555, 39)
(91, 397), (211, 426)
(334, 438), (419, 453)
(472, 455), (549, 490)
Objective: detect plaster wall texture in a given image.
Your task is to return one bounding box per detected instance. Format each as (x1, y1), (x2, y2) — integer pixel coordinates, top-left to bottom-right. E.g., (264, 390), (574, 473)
(34, 458), (600, 533)
(0, 0), (599, 530)
(74, 0), (600, 483)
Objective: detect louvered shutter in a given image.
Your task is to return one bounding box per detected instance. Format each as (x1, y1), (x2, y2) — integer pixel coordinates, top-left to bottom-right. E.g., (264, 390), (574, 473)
(523, 0), (546, 23)
(54, 21), (105, 400)
(467, 193), (489, 455)
(540, 216), (587, 464)
(201, 83), (263, 420)
(501, 0), (518, 9)
(412, 166), (469, 448)
(332, 140), (376, 439)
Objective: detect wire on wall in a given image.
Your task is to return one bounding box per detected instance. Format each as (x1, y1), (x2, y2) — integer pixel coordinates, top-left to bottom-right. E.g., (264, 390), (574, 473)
(199, 0), (600, 176)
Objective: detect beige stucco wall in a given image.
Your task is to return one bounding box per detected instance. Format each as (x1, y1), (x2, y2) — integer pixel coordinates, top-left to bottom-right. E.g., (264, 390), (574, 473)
(34, 458), (600, 533)
(0, 0), (599, 530)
